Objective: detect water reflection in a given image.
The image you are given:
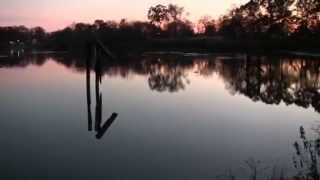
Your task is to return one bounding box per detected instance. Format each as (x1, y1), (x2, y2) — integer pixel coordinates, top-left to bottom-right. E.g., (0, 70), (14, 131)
(293, 126), (320, 180)
(85, 46), (118, 140)
(146, 57), (190, 92)
(2, 53), (320, 179)
(3, 53), (320, 114)
(221, 56), (320, 114)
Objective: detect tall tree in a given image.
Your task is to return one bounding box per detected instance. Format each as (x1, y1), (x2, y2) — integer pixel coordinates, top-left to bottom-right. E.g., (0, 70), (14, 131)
(167, 4), (184, 22)
(296, 0), (320, 30)
(198, 16), (216, 36)
(261, 0), (295, 25)
(147, 5), (169, 28)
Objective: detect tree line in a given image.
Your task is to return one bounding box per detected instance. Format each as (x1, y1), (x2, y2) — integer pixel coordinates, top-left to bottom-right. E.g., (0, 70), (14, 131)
(0, 1), (319, 52)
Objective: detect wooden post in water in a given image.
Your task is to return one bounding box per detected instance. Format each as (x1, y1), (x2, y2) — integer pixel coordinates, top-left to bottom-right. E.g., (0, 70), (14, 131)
(86, 54), (92, 131)
(85, 39), (118, 139)
(86, 42), (95, 131)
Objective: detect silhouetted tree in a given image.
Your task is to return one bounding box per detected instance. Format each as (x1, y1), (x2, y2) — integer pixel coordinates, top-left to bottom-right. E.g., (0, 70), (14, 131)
(147, 4), (170, 28)
(30, 27), (46, 41)
(167, 4), (184, 22)
(165, 20), (194, 38)
(218, 10), (246, 39)
(296, 0), (320, 26)
(198, 16), (216, 36)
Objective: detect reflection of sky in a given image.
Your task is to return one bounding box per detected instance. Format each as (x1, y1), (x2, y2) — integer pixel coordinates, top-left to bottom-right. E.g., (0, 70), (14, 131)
(0, 56), (319, 179)
(1, 0), (248, 31)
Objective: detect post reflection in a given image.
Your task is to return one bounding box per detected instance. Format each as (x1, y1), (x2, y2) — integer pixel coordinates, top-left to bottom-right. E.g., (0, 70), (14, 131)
(3, 52), (320, 179)
(86, 43), (118, 139)
(2, 53), (320, 114)
(86, 45), (93, 131)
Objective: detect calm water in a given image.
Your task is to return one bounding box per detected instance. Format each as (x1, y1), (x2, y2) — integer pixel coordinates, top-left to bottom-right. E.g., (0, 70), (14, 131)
(1, 53), (320, 179)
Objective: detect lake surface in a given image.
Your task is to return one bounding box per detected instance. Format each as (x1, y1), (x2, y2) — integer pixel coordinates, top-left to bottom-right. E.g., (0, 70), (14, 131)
(1, 53), (320, 180)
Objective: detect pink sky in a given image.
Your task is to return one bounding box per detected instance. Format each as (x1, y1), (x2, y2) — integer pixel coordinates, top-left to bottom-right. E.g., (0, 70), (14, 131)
(1, 0), (248, 31)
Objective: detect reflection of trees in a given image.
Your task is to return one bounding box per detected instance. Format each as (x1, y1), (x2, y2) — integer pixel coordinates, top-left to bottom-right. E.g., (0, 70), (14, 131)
(218, 56), (320, 113)
(3, 53), (320, 112)
(0, 54), (47, 68)
(146, 58), (190, 92)
(101, 55), (195, 92)
(148, 70), (187, 92)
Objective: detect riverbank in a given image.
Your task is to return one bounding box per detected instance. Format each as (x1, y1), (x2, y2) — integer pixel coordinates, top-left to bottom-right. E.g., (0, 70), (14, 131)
(102, 37), (320, 58)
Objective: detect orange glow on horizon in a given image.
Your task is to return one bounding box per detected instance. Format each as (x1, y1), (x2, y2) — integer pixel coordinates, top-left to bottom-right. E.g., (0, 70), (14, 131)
(0, 0), (249, 31)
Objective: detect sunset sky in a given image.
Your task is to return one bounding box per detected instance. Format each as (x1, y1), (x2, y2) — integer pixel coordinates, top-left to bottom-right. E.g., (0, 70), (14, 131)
(1, 0), (248, 31)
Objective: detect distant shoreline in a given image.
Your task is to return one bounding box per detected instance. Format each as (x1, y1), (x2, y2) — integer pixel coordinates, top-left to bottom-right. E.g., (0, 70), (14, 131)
(1, 48), (320, 60)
